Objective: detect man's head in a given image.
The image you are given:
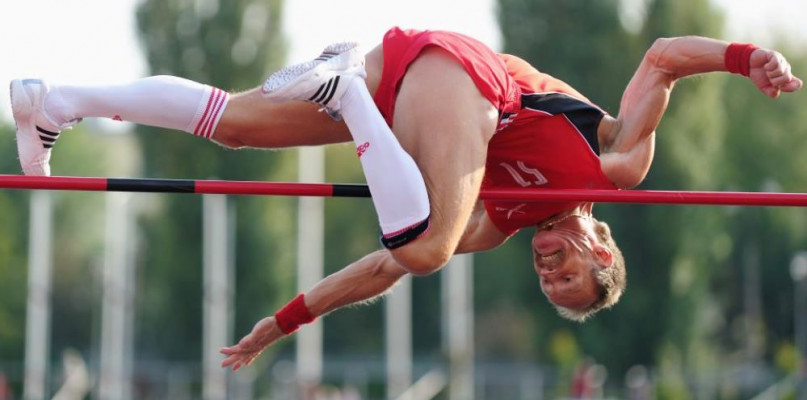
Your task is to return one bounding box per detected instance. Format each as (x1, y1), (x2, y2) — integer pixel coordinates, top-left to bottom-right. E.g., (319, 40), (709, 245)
(532, 203), (626, 321)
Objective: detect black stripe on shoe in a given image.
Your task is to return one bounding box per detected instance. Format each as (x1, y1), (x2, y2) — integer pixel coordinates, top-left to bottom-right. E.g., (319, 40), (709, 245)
(316, 51), (338, 61)
(36, 126), (60, 137)
(39, 135), (56, 143)
(313, 79), (334, 104)
(308, 83), (327, 102)
(321, 76), (340, 106)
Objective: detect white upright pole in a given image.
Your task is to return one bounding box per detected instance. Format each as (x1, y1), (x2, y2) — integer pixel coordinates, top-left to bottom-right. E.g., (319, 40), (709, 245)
(24, 191), (53, 400)
(99, 192), (133, 400)
(442, 254), (474, 400)
(790, 252), (807, 400)
(297, 147), (324, 388)
(386, 275), (412, 400)
(203, 194), (231, 400)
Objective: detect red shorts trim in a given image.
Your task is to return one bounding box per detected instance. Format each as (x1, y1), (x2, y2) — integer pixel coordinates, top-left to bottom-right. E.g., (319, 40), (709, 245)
(373, 27), (521, 127)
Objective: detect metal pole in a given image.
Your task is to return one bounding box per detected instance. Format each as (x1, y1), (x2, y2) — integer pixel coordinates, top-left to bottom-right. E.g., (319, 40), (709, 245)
(99, 192), (133, 400)
(24, 191), (52, 400)
(296, 147), (324, 389)
(790, 252), (807, 400)
(203, 194), (231, 400)
(442, 254), (475, 400)
(386, 275), (412, 400)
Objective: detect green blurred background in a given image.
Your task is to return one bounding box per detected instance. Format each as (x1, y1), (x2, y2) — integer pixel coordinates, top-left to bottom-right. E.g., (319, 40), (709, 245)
(0, 0), (805, 399)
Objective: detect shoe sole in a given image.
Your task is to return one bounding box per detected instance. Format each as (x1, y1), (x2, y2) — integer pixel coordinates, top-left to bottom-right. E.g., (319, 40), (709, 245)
(9, 80), (30, 130)
(9, 79), (48, 176)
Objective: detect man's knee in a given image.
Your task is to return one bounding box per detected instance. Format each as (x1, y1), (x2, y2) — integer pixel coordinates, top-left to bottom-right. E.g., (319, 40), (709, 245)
(391, 241), (453, 276)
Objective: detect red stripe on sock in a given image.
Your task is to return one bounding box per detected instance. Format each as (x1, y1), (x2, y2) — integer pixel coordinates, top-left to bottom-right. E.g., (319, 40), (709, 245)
(207, 91), (230, 139)
(193, 87), (221, 137)
(201, 89), (227, 139)
(194, 88), (218, 136)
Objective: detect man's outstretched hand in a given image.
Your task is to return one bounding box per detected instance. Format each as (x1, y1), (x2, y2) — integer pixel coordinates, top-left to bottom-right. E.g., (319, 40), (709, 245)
(220, 316), (284, 371)
(750, 48), (803, 98)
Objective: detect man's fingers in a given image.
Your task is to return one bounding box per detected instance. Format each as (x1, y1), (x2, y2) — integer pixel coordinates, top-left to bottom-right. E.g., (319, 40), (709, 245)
(763, 52), (786, 71)
(219, 346), (239, 356)
(221, 343), (265, 370)
(221, 354), (241, 368)
(234, 335), (266, 354)
(783, 77), (804, 92)
(766, 62), (788, 79)
(246, 351), (263, 367)
(770, 75), (793, 88)
(220, 316), (281, 370)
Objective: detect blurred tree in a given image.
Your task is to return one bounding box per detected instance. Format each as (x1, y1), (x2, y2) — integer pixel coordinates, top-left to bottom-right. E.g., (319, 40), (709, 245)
(718, 47), (807, 377)
(134, 0), (293, 362)
(0, 124), (29, 362)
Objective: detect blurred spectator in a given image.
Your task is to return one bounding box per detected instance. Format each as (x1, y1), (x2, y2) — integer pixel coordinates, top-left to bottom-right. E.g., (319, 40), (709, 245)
(0, 373), (11, 400)
(625, 365), (653, 400)
(571, 358), (608, 399)
(571, 358), (595, 398)
(52, 349), (91, 400)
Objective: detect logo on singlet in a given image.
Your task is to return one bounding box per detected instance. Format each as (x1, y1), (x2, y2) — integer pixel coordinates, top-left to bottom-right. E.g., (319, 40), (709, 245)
(499, 161), (548, 187)
(356, 142), (370, 158)
(496, 203), (528, 220)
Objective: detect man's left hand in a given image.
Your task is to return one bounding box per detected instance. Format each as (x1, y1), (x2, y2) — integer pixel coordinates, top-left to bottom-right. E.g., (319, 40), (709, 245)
(219, 316), (284, 371)
(749, 48), (803, 98)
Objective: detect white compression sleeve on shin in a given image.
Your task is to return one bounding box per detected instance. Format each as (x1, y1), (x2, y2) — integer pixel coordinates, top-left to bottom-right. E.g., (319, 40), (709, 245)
(45, 76), (228, 138)
(339, 78), (431, 236)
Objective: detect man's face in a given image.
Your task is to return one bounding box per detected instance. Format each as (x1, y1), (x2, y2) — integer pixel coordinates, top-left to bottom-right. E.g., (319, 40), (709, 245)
(532, 211), (613, 309)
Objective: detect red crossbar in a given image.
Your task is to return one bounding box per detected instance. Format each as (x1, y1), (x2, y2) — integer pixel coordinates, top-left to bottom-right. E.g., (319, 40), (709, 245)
(1, 174), (806, 207)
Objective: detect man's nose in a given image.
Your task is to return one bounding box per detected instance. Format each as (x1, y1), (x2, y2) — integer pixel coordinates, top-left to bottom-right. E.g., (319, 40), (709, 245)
(539, 267), (555, 277)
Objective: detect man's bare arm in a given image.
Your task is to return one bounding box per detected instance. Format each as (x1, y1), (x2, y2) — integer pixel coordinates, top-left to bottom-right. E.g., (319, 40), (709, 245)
(219, 205), (509, 370)
(455, 202), (510, 254)
(600, 37), (803, 189)
(305, 250), (408, 315)
(220, 250), (408, 370)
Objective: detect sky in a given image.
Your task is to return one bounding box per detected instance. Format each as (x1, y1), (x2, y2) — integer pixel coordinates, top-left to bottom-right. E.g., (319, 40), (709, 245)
(0, 0), (804, 124)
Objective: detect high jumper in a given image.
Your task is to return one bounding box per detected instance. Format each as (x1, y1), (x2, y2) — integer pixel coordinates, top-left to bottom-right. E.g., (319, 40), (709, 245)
(9, 27), (802, 370)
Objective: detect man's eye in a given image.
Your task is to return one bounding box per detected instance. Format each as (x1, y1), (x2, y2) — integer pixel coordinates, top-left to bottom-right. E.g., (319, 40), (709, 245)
(564, 276), (572, 282)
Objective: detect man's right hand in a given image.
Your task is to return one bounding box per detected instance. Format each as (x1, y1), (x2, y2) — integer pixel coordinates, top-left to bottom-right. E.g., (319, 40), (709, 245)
(749, 48), (803, 98)
(219, 316), (285, 371)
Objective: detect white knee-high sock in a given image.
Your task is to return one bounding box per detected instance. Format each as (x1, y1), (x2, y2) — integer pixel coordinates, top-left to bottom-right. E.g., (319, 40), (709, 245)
(339, 78), (430, 236)
(44, 76), (229, 139)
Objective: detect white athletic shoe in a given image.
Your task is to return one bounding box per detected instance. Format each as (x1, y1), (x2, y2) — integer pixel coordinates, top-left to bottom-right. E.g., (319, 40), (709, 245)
(261, 41), (366, 120)
(9, 79), (79, 176)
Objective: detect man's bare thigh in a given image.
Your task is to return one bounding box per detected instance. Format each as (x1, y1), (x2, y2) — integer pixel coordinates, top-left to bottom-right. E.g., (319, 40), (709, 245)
(390, 46), (498, 268)
(213, 45), (385, 149)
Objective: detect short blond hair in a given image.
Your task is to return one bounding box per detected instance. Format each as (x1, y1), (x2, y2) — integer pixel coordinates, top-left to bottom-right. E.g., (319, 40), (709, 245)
(555, 218), (626, 322)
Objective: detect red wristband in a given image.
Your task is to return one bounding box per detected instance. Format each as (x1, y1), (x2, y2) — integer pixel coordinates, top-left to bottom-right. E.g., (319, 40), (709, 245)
(725, 43), (758, 77)
(275, 294), (316, 334)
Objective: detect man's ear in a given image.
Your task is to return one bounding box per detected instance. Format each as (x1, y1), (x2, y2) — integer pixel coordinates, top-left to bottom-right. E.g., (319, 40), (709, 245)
(593, 244), (613, 268)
